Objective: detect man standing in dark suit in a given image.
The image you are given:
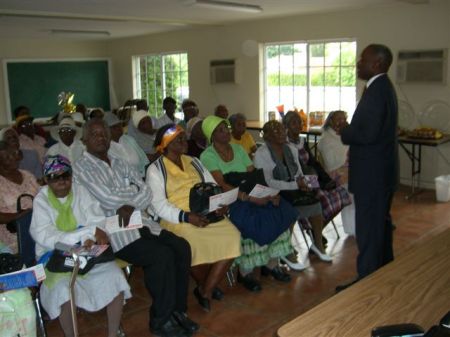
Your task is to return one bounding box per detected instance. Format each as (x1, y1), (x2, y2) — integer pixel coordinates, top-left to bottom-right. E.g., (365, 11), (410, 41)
(336, 44), (399, 290)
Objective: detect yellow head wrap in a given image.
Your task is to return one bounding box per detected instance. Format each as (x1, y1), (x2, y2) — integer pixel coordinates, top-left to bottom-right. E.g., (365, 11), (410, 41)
(156, 125), (184, 153)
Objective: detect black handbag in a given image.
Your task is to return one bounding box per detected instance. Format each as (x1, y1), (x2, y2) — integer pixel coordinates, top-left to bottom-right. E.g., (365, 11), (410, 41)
(223, 169), (267, 194)
(46, 245), (115, 275)
(189, 182), (224, 223)
(0, 253), (23, 275)
(280, 189), (319, 206)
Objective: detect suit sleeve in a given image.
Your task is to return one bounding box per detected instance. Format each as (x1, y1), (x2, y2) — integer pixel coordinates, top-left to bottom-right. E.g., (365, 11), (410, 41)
(341, 83), (387, 146)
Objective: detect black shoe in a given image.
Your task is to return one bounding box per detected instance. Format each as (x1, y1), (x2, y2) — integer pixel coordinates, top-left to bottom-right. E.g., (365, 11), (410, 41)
(193, 287), (210, 312)
(172, 311), (199, 333)
(150, 317), (191, 337)
(237, 273), (262, 292)
(335, 279), (359, 293)
(261, 266), (291, 283)
(211, 287), (224, 301)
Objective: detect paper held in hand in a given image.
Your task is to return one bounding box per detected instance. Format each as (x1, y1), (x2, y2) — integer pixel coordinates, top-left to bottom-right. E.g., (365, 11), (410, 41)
(105, 211), (143, 234)
(249, 184), (279, 198)
(209, 187), (239, 212)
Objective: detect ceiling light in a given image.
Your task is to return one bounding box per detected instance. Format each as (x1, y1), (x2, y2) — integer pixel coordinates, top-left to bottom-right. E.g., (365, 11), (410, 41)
(190, 0), (263, 13)
(50, 29), (111, 37)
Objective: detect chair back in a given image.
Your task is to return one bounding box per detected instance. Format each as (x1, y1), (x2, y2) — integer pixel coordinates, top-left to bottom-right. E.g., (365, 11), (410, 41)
(16, 194), (36, 268)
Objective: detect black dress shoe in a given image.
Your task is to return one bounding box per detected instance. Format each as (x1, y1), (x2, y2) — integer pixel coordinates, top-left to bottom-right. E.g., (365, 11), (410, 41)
(150, 317), (191, 337)
(211, 287), (224, 301)
(237, 273), (262, 292)
(261, 266), (291, 283)
(335, 279), (359, 293)
(172, 311), (199, 333)
(193, 287), (210, 312)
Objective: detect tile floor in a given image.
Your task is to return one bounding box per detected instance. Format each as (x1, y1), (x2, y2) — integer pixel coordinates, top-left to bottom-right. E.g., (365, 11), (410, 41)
(44, 187), (450, 337)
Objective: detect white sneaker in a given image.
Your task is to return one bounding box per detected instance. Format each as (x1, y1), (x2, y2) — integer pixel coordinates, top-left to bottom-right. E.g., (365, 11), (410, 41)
(310, 244), (332, 262)
(280, 255), (307, 271)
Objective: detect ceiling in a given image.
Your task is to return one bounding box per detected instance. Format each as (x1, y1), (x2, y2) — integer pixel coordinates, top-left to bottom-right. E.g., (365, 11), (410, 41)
(0, 0), (430, 40)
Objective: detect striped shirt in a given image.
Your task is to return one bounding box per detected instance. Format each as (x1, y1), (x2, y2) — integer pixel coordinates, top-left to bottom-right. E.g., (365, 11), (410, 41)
(73, 151), (159, 251)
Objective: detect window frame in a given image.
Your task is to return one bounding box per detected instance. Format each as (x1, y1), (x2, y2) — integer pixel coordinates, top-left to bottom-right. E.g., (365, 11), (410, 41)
(262, 38), (357, 123)
(132, 51), (189, 117)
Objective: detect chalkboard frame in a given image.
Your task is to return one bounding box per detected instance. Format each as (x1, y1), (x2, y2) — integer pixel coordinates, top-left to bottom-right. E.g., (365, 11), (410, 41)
(3, 58), (113, 123)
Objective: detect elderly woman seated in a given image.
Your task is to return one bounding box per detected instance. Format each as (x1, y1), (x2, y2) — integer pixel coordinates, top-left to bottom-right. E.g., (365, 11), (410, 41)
(147, 124), (241, 312)
(0, 127), (42, 181)
(254, 121), (332, 262)
(104, 112), (149, 178)
(199, 116), (300, 291)
(0, 140), (40, 254)
(47, 117), (85, 164)
(30, 155), (131, 337)
(283, 111), (351, 226)
(229, 113), (257, 158)
(185, 117), (206, 158)
(15, 114), (47, 163)
(318, 110), (355, 236)
(128, 110), (159, 162)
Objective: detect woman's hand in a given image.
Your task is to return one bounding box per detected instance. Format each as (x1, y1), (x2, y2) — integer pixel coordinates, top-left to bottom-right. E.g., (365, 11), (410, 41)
(83, 239), (95, 249)
(296, 177), (311, 191)
(269, 194), (281, 207)
(248, 195), (270, 206)
(188, 213), (209, 228)
(215, 205), (229, 216)
(95, 228), (109, 245)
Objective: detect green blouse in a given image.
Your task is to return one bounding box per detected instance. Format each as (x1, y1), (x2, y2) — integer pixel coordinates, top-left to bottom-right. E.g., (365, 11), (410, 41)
(200, 143), (252, 174)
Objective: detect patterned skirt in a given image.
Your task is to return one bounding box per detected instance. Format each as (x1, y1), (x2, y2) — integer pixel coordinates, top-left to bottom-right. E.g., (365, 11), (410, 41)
(234, 230), (293, 271)
(299, 185), (352, 229)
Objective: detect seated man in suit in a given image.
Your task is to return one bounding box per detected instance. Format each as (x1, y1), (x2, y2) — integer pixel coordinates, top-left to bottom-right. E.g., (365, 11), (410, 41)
(72, 118), (197, 337)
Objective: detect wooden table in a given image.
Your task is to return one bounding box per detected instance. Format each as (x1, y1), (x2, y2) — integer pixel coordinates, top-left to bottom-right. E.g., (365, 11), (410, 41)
(278, 229), (450, 337)
(398, 135), (450, 199)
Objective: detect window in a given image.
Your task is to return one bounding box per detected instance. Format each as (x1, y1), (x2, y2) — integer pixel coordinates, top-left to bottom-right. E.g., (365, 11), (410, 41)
(264, 40), (357, 126)
(133, 52), (189, 117)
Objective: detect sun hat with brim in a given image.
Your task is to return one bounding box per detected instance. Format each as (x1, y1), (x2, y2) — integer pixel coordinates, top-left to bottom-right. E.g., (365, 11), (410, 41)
(15, 114), (34, 127)
(50, 117), (82, 142)
(132, 110), (151, 128)
(202, 115), (230, 143)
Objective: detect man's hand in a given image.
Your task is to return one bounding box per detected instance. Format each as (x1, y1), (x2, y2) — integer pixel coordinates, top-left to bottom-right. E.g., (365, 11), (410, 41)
(116, 205), (135, 228)
(188, 213), (209, 228)
(95, 228), (109, 245)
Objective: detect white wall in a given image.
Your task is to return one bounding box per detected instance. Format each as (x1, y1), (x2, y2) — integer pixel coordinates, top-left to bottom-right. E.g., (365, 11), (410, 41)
(106, 0), (450, 188)
(0, 38), (108, 124)
(0, 1), (449, 188)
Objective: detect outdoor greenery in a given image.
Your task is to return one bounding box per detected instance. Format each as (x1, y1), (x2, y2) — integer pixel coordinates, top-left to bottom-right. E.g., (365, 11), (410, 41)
(137, 53), (188, 117)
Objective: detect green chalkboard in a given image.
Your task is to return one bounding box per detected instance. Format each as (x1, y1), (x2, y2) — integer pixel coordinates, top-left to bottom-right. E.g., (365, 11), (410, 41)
(6, 60), (110, 120)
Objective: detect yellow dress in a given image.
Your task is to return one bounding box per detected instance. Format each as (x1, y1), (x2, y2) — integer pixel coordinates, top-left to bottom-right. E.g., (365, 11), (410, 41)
(160, 155), (241, 266)
(231, 131), (256, 156)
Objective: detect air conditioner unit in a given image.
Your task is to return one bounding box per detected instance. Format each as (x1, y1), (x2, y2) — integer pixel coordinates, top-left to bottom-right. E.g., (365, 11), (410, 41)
(210, 59), (237, 84)
(397, 49), (447, 84)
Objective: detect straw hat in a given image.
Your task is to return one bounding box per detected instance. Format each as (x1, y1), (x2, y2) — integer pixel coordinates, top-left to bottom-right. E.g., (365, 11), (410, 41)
(50, 117), (82, 142)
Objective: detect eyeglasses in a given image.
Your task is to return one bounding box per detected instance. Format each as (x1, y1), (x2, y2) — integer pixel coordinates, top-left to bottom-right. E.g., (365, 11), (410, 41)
(46, 171), (72, 182)
(59, 128), (75, 134)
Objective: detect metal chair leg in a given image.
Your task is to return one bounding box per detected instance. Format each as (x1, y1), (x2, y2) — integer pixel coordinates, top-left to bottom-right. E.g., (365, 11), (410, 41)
(69, 256), (81, 337)
(331, 219), (340, 239)
(298, 221), (311, 249)
(34, 296), (47, 337)
(226, 267), (235, 287)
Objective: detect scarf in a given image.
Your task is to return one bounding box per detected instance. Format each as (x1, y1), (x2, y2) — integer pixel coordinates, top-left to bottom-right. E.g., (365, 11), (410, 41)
(47, 188), (77, 232)
(266, 143), (300, 182)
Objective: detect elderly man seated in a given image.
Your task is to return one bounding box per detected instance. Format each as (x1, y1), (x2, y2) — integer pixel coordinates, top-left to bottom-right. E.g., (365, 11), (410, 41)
(72, 119), (196, 337)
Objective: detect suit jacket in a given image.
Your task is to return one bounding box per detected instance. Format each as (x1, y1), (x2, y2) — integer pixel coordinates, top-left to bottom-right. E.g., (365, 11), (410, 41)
(341, 74), (399, 196)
